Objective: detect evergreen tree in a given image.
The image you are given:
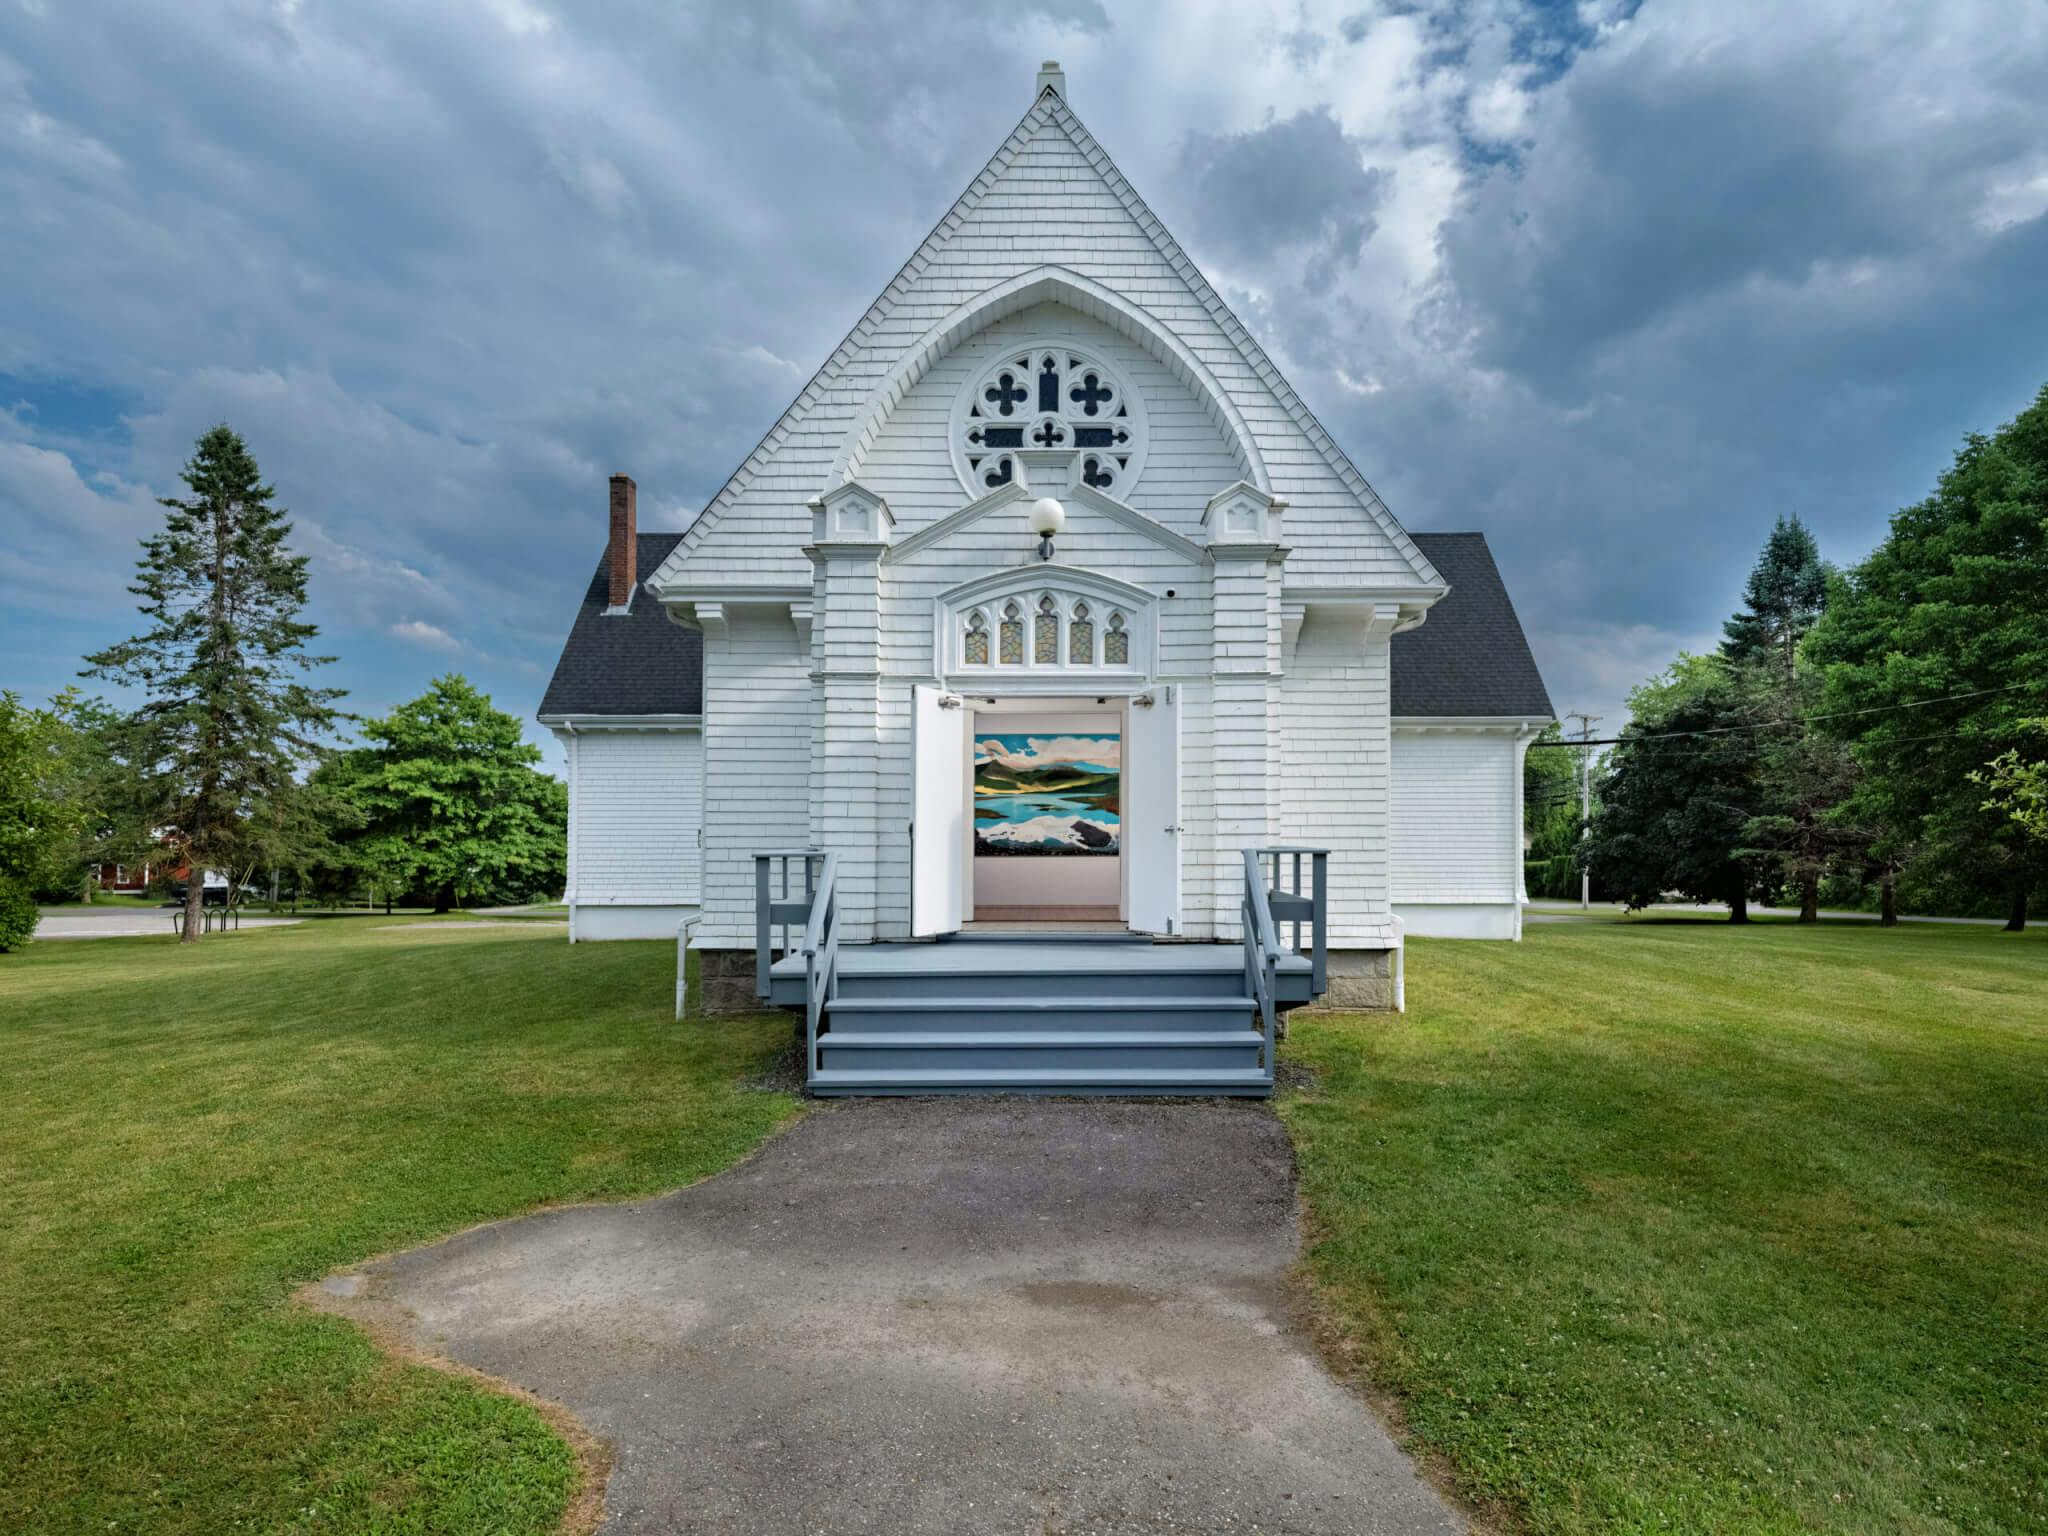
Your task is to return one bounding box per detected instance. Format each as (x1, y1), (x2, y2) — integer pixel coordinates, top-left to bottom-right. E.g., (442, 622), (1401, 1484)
(1807, 385), (2048, 930)
(325, 675), (566, 912)
(1722, 514), (1829, 675)
(1735, 665), (1867, 922)
(83, 425), (344, 941)
(1584, 655), (1765, 920)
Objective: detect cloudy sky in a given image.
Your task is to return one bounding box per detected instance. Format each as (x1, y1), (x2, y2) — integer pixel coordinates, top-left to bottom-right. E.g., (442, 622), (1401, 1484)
(5, 0), (2045, 765)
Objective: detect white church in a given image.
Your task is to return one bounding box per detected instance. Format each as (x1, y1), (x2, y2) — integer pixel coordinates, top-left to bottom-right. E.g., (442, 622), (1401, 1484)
(540, 63), (1552, 1095)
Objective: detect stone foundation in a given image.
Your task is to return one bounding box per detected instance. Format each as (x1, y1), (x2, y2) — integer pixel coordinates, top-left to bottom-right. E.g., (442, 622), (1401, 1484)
(694, 948), (769, 1017)
(1297, 947), (1396, 1013)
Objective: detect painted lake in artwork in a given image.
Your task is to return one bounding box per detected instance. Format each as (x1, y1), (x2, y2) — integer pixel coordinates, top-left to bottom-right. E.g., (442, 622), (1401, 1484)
(973, 732), (1121, 856)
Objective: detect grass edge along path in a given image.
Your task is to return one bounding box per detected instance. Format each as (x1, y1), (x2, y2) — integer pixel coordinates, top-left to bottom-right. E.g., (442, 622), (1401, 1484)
(0, 918), (799, 1535)
(1281, 916), (2048, 1535)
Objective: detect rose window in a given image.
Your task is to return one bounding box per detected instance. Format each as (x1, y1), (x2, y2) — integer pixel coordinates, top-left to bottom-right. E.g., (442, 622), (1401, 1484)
(953, 344), (1147, 495)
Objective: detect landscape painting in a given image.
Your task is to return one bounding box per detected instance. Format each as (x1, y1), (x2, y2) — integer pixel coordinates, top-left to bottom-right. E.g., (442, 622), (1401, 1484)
(973, 733), (1121, 856)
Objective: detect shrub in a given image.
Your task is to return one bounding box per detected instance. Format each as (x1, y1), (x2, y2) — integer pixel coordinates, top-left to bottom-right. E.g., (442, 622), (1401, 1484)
(0, 877), (38, 952)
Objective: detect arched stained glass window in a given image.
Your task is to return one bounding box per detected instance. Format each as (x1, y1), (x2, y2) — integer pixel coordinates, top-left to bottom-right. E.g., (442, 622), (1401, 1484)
(1103, 611), (1129, 666)
(1068, 600), (1093, 665)
(963, 610), (989, 666)
(1034, 595), (1060, 664)
(999, 602), (1024, 665)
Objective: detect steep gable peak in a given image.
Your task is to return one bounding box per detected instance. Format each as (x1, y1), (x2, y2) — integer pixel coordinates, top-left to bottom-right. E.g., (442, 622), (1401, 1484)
(651, 63), (1440, 595)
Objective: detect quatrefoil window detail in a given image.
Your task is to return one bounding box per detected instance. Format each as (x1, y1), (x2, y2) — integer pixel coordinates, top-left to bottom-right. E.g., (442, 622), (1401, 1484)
(955, 342), (1146, 495)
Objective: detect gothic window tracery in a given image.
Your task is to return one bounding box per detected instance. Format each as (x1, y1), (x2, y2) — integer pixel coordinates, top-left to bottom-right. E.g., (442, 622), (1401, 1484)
(955, 343), (1145, 495)
(953, 589), (1138, 673)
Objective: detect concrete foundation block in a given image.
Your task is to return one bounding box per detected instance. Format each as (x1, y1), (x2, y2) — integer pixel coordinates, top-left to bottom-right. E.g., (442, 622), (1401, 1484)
(1301, 947), (1396, 1013)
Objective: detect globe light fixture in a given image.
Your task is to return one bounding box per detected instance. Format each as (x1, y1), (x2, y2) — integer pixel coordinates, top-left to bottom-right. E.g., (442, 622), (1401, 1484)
(1029, 496), (1066, 561)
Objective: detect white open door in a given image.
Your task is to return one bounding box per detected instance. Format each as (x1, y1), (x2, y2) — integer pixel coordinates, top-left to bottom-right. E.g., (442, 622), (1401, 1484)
(1125, 686), (1181, 934)
(911, 685), (969, 936)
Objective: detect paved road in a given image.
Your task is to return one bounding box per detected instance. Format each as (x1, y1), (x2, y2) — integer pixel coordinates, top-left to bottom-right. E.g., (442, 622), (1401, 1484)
(33, 908), (303, 939)
(315, 1100), (1463, 1535)
(1525, 900), (2012, 927)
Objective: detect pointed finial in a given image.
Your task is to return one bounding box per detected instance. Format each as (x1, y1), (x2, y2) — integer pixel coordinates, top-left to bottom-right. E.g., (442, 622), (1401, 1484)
(1036, 59), (1066, 102)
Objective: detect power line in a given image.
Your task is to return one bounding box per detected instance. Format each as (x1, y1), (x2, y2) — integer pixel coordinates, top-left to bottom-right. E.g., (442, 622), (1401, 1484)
(1530, 723), (2014, 764)
(1526, 682), (2039, 749)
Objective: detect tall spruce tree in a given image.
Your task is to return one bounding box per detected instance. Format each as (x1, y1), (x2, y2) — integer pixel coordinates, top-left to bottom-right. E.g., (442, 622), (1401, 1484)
(84, 426), (343, 942)
(1723, 514), (1829, 675)
(1718, 518), (1865, 921)
(1807, 384), (2048, 930)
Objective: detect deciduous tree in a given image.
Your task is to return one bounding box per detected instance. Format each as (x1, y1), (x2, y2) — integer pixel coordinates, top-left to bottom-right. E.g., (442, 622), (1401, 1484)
(1584, 655), (1764, 920)
(1807, 385), (2048, 930)
(327, 675), (565, 912)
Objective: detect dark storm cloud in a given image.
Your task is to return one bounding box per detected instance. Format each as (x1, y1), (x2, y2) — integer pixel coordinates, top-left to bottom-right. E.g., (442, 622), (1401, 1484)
(1179, 109), (1387, 291)
(1, 0), (2044, 743)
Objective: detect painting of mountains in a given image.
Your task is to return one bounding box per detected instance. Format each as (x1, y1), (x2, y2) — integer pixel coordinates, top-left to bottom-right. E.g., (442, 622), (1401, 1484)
(973, 733), (1120, 856)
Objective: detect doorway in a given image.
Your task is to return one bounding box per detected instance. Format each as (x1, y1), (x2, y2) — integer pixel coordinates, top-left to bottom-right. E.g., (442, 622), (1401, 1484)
(968, 706), (1124, 923)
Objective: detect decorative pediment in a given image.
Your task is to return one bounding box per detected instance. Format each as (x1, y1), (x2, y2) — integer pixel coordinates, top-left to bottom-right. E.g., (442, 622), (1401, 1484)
(1203, 481), (1286, 548)
(808, 481), (894, 547)
(884, 479), (1206, 567)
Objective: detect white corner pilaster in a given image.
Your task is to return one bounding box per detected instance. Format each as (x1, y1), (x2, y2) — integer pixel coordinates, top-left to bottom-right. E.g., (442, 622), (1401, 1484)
(802, 481), (893, 942)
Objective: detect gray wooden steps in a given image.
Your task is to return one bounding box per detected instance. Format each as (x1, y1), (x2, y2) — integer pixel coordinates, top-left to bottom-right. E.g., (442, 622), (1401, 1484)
(806, 1066), (1276, 1097)
(770, 937), (1286, 1096)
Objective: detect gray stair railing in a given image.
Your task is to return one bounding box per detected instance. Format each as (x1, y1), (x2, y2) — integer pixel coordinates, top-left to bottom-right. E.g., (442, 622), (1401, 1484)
(1241, 848), (1283, 1083)
(1255, 845), (1328, 997)
(752, 848), (840, 1085)
(754, 848), (825, 1000)
(799, 853), (841, 1084)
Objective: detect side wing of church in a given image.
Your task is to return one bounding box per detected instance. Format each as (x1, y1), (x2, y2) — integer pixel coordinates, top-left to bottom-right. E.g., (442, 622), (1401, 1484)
(539, 63), (1551, 1089)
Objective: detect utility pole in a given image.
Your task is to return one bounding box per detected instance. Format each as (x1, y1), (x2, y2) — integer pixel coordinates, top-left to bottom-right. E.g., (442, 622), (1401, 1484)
(1565, 711), (1602, 910)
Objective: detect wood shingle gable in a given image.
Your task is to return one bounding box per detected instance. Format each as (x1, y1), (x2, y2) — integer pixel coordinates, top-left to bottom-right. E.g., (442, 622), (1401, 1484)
(649, 80), (1442, 597)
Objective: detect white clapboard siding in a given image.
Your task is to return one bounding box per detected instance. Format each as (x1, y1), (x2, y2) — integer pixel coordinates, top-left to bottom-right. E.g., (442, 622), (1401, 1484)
(861, 302), (1245, 538)
(656, 98), (1436, 597)
(1278, 612), (1394, 946)
(695, 608), (815, 950)
(1390, 731), (1519, 903)
(570, 730), (702, 902)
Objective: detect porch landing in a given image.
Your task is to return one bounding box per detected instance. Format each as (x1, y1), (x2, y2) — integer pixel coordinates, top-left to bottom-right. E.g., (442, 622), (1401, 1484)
(768, 938), (1313, 1097)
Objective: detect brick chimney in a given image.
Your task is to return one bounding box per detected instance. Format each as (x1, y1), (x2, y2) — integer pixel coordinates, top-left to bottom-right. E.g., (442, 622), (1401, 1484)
(607, 472), (637, 610)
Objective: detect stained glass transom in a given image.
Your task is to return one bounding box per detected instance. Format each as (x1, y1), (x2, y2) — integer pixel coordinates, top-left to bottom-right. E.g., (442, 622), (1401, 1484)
(956, 592), (1136, 673)
(1104, 613), (1129, 666)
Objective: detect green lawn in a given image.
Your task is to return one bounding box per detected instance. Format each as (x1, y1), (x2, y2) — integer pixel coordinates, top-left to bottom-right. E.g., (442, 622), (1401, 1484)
(1282, 917), (2048, 1534)
(0, 919), (797, 1534)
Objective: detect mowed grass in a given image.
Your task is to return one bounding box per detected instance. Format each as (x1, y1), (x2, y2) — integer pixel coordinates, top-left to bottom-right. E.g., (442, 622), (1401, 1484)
(0, 919), (798, 1534)
(1282, 917), (2048, 1534)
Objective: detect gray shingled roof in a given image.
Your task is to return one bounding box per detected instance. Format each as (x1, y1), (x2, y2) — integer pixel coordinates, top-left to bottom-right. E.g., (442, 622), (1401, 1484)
(539, 530), (1548, 723)
(1392, 533), (1554, 719)
(537, 534), (703, 718)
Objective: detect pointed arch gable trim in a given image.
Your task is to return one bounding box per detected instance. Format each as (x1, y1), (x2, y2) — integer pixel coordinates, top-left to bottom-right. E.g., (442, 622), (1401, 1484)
(827, 266), (1268, 494)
